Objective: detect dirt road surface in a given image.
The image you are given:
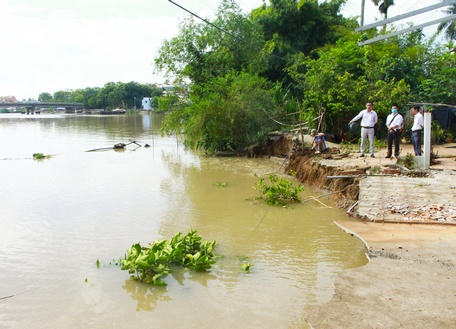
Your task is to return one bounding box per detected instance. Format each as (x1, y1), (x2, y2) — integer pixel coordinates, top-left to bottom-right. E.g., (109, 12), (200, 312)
(307, 221), (456, 329)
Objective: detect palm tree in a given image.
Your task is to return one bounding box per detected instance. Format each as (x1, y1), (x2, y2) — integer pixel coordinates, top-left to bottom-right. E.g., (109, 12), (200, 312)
(437, 3), (456, 40)
(371, 0), (395, 19)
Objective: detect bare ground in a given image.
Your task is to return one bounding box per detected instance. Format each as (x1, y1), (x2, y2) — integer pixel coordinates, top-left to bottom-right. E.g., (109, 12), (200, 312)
(307, 222), (456, 329)
(277, 136), (456, 328)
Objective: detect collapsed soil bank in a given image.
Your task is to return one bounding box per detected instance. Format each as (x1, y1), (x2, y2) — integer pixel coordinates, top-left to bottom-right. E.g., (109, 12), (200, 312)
(267, 135), (456, 223)
(284, 149), (360, 209)
(266, 136), (456, 328)
(264, 134), (360, 209)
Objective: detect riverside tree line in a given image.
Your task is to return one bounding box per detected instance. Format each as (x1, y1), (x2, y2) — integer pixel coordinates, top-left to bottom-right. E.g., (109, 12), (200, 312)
(38, 81), (164, 111)
(42, 0), (456, 153)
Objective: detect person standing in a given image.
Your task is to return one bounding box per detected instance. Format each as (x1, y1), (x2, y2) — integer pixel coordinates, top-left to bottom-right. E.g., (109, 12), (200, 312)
(349, 101), (378, 158)
(411, 105), (424, 156)
(385, 104), (404, 158)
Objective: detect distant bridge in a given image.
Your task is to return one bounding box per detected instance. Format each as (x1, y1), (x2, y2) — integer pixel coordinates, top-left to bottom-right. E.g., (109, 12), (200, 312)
(0, 102), (83, 114)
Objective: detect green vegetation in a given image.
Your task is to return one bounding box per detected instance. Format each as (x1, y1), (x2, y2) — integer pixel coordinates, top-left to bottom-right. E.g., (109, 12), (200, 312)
(404, 153), (415, 170)
(120, 229), (218, 286)
(254, 173), (305, 206)
(241, 263), (251, 272)
(152, 0), (456, 153)
(160, 71), (281, 152)
(37, 0), (456, 152)
(370, 166), (381, 175)
(38, 81), (163, 110)
(437, 4), (456, 40)
(32, 153), (51, 160)
(431, 121), (447, 144)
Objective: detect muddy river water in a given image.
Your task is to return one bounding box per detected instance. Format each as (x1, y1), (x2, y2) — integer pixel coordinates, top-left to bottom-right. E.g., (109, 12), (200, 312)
(0, 113), (367, 328)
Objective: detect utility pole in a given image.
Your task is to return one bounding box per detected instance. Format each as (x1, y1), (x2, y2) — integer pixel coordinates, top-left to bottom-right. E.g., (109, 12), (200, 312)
(361, 0), (365, 26)
(356, 0), (456, 46)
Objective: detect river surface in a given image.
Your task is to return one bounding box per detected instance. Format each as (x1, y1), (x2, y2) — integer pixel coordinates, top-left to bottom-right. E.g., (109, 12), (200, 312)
(0, 113), (367, 329)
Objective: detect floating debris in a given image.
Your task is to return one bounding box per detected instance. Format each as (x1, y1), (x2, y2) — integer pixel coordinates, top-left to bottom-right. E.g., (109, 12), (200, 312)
(86, 140), (142, 152)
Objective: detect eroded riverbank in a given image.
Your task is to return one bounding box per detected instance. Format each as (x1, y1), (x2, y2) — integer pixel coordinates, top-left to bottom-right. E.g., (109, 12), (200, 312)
(279, 137), (456, 328)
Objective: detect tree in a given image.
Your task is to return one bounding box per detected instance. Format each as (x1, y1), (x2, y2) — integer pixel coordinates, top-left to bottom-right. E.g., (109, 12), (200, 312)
(288, 32), (413, 134)
(437, 3), (456, 41)
(123, 81), (156, 109)
(53, 90), (71, 102)
(371, 0), (395, 19)
(150, 84), (164, 109)
(417, 42), (456, 104)
(38, 92), (53, 102)
(154, 0), (267, 84)
(70, 90), (84, 104)
(40, 82), (161, 109)
(251, 0), (353, 89)
(161, 71), (280, 153)
(82, 87), (100, 109)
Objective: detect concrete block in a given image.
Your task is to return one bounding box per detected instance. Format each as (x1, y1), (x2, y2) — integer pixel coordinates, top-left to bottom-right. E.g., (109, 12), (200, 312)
(414, 156), (425, 169)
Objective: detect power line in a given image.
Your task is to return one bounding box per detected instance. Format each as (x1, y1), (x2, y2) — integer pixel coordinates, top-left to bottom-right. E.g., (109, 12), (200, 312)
(167, 0), (289, 62)
(394, 0), (414, 13)
(405, 0), (426, 13)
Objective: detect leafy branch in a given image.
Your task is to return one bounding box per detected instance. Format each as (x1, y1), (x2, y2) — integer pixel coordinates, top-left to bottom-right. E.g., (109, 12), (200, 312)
(254, 173), (304, 206)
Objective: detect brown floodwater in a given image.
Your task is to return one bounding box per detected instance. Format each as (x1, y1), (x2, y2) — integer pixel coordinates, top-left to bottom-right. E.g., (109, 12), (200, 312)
(0, 112), (367, 328)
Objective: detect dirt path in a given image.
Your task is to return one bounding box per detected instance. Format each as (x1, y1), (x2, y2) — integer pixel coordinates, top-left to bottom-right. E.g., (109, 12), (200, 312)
(307, 221), (456, 328)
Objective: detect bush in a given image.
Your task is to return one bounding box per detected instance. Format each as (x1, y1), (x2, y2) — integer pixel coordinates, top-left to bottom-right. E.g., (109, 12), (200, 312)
(161, 72), (280, 153)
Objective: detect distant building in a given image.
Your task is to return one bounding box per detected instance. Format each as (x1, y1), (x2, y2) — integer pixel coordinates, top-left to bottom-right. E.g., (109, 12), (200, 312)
(142, 97), (152, 111)
(160, 84), (189, 96)
(0, 95), (18, 103)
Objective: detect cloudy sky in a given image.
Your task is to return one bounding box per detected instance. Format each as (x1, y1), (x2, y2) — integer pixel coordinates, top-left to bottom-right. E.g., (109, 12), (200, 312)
(0, 0), (447, 100)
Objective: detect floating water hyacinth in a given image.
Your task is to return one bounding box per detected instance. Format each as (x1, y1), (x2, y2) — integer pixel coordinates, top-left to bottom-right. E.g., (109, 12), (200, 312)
(120, 229), (218, 286)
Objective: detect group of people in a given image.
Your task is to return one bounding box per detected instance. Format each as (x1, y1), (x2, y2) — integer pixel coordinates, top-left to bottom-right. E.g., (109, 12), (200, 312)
(310, 101), (424, 157)
(348, 101), (424, 158)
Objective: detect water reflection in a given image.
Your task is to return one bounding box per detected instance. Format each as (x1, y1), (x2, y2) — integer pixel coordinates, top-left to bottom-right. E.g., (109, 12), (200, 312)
(122, 280), (171, 312)
(141, 113), (151, 131)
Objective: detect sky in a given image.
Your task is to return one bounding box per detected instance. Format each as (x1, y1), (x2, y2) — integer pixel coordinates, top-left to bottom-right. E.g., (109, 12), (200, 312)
(0, 0), (448, 101)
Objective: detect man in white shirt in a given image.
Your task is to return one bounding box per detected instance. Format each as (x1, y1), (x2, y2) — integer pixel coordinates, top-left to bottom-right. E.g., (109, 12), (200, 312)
(349, 101), (378, 158)
(385, 104), (404, 158)
(411, 105), (424, 156)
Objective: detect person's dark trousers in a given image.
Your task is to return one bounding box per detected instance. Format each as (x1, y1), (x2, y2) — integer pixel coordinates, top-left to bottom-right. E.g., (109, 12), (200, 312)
(412, 130), (422, 155)
(387, 131), (401, 157)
